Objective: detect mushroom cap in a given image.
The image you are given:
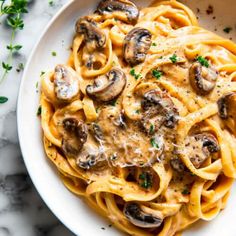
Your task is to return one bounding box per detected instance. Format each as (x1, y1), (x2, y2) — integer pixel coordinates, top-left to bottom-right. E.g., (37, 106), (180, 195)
(61, 118), (88, 158)
(124, 203), (163, 228)
(141, 90), (178, 133)
(217, 92), (236, 134)
(218, 92), (236, 119)
(185, 132), (219, 168)
(76, 142), (105, 170)
(75, 17), (106, 50)
(54, 65), (80, 101)
(86, 67), (127, 102)
(189, 62), (218, 95)
(96, 0), (139, 25)
(123, 27), (152, 66)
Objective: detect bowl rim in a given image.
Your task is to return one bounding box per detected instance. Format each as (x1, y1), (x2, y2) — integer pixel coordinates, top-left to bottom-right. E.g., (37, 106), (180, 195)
(16, 0), (76, 235)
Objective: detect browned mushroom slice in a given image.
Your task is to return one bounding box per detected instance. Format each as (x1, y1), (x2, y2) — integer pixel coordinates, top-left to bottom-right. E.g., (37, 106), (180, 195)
(124, 203), (163, 228)
(75, 17), (106, 51)
(96, 0), (139, 25)
(218, 92), (236, 134)
(189, 62), (218, 95)
(185, 132), (219, 168)
(76, 143), (105, 170)
(61, 118), (88, 158)
(54, 65), (80, 101)
(141, 90), (178, 133)
(86, 68), (127, 102)
(123, 27), (152, 66)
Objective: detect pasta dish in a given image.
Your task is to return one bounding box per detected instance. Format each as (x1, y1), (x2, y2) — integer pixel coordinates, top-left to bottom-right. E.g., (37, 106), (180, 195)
(40, 0), (236, 235)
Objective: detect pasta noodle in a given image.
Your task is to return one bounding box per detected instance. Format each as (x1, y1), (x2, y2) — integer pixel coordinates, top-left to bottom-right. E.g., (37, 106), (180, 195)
(39, 0), (236, 235)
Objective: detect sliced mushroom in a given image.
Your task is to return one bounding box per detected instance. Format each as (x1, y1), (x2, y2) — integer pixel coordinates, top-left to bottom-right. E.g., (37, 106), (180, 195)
(61, 118), (88, 158)
(185, 132), (219, 168)
(96, 0), (139, 25)
(76, 142), (105, 170)
(75, 17), (106, 50)
(90, 123), (104, 142)
(141, 90), (178, 133)
(54, 65), (80, 101)
(218, 92), (236, 134)
(123, 27), (152, 66)
(86, 68), (127, 102)
(124, 203), (163, 228)
(189, 62), (218, 95)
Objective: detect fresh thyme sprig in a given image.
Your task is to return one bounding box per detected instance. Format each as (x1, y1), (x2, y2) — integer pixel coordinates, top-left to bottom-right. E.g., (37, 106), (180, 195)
(0, 0), (28, 83)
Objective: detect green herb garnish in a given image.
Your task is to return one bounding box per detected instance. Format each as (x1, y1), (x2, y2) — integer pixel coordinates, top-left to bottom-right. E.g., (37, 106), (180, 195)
(152, 69), (162, 79)
(139, 172), (152, 189)
(150, 137), (159, 149)
(135, 109), (140, 114)
(152, 42), (157, 46)
(0, 0), (28, 82)
(37, 106), (42, 116)
(51, 51), (57, 57)
(0, 96), (8, 104)
(169, 54), (178, 63)
(49, 0), (54, 6)
(182, 188), (190, 195)
(130, 68), (142, 80)
(149, 124), (155, 134)
(40, 71), (46, 76)
(109, 99), (117, 106)
(223, 27), (232, 34)
(196, 56), (209, 68)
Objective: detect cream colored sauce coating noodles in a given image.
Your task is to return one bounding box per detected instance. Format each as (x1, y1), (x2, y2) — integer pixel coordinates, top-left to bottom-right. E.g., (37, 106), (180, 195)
(40, 0), (236, 235)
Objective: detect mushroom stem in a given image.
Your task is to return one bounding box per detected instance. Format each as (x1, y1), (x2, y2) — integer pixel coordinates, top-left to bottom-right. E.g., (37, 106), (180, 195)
(124, 203), (163, 228)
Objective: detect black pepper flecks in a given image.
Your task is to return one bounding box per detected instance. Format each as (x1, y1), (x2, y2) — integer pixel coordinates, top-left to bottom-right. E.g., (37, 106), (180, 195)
(206, 5), (214, 15)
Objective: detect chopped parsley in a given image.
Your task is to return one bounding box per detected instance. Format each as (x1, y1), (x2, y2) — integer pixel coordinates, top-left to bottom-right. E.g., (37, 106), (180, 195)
(51, 51), (57, 56)
(152, 69), (163, 79)
(196, 56), (209, 68)
(37, 106), (42, 116)
(139, 172), (152, 189)
(130, 68), (142, 80)
(49, 0), (54, 6)
(109, 99), (117, 106)
(223, 27), (232, 34)
(169, 54), (178, 63)
(149, 124), (155, 134)
(150, 137), (159, 149)
(182, 188), (190, 195)
(0, 96), (8, 104)
(40, 71), (46, 76)
(152, 42), (157, 46)
(135, 109), (140, 114)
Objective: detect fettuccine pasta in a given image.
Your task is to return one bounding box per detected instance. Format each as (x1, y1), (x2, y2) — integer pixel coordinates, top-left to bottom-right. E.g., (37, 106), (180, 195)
(39, 0), (236, 235)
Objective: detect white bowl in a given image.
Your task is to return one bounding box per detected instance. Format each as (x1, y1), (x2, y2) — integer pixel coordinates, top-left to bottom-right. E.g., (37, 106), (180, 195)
(17, 0), (236, 235)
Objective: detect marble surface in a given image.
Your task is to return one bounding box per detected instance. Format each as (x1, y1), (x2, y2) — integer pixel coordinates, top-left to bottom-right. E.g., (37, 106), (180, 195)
(0, 1), (74, 235)
(1, 1), (236, 236)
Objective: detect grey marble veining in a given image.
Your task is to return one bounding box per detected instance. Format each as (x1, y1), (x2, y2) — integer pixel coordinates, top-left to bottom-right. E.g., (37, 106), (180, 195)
(0, 1), (74, 235)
